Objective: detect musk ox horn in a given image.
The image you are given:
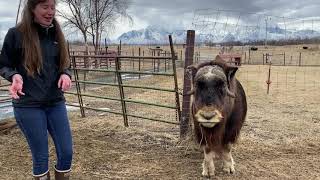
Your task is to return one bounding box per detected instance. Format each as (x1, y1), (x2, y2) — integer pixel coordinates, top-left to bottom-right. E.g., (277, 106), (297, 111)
(184, 89), (195, 96)
(225, 83), (236, 98)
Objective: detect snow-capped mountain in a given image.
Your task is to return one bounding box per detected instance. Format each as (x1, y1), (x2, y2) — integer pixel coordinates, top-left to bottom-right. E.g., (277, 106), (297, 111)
(117, 26), (187, 44)
(117, 25), (320, 44)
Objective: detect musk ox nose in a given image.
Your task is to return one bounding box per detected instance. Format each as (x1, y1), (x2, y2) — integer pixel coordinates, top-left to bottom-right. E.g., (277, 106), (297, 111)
(200, 111), (217, 120)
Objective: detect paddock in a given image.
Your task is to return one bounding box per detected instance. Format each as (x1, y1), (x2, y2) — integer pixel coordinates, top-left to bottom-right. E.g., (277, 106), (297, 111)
(1, 61), (320, 179)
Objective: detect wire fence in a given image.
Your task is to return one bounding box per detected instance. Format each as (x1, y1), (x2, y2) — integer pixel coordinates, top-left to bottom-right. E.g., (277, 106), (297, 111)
(237, 65), (320, 94)
(65, 36), (181, 127)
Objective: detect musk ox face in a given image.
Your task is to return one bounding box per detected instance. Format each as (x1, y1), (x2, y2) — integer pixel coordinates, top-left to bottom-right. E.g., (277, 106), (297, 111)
(193, 65), (227, 128)
(188, 57), (238, 128)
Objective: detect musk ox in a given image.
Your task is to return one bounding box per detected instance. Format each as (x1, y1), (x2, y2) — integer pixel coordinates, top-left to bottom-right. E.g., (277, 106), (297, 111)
(187, 55), (247, 177)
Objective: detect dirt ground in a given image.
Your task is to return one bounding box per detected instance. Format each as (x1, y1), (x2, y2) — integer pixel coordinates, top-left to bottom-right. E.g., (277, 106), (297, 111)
(1, 60), (320, 179)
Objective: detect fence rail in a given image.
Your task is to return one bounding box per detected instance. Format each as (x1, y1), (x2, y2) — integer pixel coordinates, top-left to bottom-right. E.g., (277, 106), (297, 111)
(68, 35), (181, 127)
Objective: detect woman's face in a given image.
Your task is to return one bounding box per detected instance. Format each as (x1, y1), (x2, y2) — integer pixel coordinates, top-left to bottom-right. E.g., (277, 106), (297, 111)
(33, 0), (56, 26)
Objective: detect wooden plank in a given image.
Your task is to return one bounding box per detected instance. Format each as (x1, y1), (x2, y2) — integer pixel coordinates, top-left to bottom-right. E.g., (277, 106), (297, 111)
(0, 120), (17, 132)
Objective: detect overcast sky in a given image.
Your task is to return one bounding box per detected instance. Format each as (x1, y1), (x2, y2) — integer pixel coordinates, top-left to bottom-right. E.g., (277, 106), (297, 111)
(0, 0), (320, 41)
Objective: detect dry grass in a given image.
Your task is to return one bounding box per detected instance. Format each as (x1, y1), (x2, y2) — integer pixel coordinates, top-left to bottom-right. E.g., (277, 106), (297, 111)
(1, 44), (320, 179)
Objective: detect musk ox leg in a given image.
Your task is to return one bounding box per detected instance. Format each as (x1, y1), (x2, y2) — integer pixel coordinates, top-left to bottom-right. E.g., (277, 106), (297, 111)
(221, 144), (235, 174)
(202, 147), (215, 177)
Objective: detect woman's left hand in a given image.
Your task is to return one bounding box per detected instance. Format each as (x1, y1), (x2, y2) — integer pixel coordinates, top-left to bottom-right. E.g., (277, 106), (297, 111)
(58, 74), (72, 92)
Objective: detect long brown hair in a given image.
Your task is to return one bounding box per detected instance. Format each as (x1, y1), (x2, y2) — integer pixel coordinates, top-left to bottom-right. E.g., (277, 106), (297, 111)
(17, 0), (69, 77)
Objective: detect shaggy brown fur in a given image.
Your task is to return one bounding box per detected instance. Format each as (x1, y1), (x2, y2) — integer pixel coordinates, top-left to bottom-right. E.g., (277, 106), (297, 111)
(188, 55), (247, 146)
(187, 55), (247, 176)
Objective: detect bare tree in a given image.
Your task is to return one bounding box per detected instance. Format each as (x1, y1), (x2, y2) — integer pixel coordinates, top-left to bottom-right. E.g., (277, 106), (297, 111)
(59, 0), (131, 54)
(58, 0), (92, 55)
(58, 0), (93, 89)
(88, 0), (132, 54)
(16, 0), (23, 25)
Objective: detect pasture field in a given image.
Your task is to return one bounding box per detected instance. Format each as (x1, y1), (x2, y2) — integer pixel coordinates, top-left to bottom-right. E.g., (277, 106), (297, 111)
(90, 43), (320, 66)
(0, 44), (320, 179)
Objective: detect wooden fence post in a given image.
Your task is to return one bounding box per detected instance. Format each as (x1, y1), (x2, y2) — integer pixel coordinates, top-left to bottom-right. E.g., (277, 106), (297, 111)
(180, 30), (195, 139)
(248, 49), (251, 64)
(299, 52), (302, 66)
(139, 48), (141, 79)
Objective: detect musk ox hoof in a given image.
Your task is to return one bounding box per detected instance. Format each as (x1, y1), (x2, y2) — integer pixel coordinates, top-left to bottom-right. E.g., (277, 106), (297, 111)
(202, 174), (214, 179)
(202, 167), (215, 177)
(223, 165), (235, 174)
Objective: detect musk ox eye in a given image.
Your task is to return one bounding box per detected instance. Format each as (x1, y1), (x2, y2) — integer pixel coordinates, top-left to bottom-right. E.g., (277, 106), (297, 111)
(197, 81), (206, 89)
(215, 80), (224, 87)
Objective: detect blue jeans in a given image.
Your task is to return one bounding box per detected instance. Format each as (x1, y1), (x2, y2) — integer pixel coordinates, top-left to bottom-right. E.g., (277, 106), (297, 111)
(14, 101), (73, 176)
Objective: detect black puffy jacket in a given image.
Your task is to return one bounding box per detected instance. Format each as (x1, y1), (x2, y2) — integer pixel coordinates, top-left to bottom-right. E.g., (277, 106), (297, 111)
(0, 23), (71, 107)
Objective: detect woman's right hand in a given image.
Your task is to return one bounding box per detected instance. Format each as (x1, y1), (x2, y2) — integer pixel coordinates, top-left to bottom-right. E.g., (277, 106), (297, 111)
(10, 74), (25, 99)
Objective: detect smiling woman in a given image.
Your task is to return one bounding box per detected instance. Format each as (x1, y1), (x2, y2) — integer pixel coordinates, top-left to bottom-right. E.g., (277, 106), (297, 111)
(32, 0), (56, 27)
(0, 0), (73, 180)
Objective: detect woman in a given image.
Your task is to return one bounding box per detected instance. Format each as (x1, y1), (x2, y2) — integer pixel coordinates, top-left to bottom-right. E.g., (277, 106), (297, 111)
(0, 0), (73, 179)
